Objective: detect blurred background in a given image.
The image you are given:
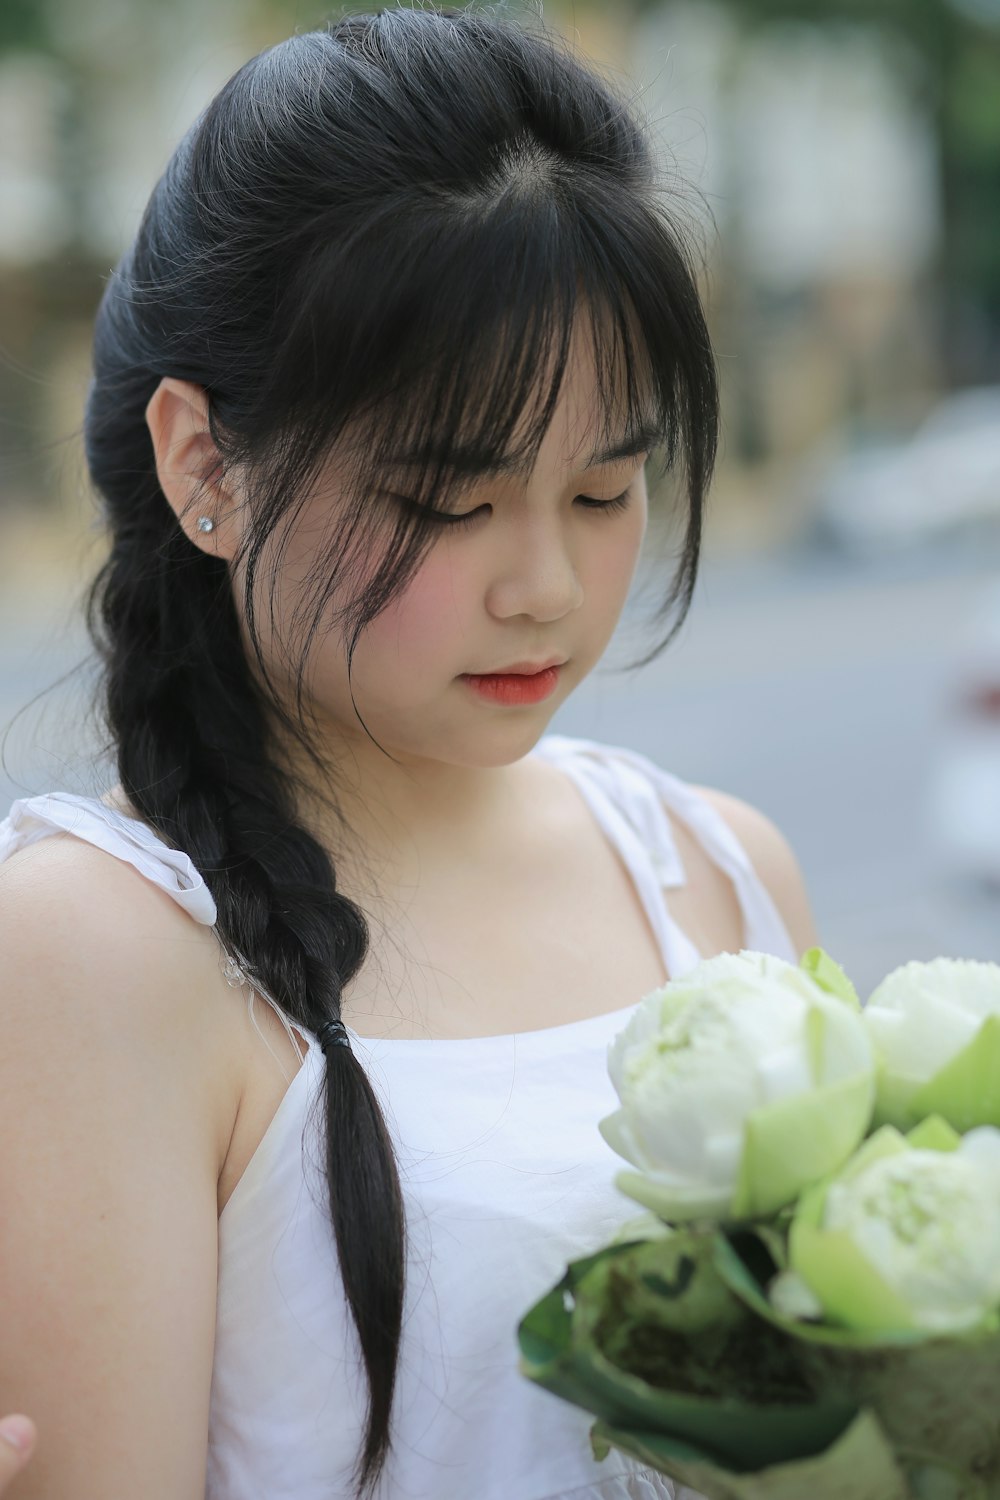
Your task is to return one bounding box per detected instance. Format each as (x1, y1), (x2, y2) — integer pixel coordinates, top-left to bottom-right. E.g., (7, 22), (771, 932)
(2, 0), (1000, 996)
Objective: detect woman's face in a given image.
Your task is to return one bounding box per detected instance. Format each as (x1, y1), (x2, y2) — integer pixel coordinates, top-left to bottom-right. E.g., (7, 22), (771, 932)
(233, 326), (650, 779)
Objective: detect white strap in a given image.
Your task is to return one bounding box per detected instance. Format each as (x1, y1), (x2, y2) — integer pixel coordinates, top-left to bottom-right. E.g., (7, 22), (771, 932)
(0, 793), (218, 925)
(538, 736), (703, 977)
(537, 734), (797, 963)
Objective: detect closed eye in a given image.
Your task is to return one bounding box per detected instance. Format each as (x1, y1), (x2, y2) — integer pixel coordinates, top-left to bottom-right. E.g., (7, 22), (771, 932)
(387, 487), (635, 529)
(576, 488), (633, 517)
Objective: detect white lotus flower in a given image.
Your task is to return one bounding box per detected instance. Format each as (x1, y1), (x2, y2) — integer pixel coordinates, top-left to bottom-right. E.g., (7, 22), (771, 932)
(597, 949), (876, 1223)
(787, 1116), (1000, 1334)
(862, 957), (1000, 1130)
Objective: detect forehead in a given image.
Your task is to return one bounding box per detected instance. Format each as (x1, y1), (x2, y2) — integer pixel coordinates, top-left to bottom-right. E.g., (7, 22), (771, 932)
(382, 424), (658, 480)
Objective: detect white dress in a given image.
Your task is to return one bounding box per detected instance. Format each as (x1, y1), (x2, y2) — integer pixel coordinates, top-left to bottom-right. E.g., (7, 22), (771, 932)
(0, 733), (798, 1500)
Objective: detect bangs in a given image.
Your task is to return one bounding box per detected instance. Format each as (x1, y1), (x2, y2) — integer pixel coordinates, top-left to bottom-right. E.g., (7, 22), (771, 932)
(271, 171), (712, 516)
(343, 286), (665, 518)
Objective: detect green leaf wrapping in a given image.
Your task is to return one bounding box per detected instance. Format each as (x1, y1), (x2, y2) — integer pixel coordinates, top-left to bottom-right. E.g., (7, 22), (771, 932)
(517, 1234), (858, 1472)
(588, 1407), (910, 1500)
(518, 1227), (1000, 1498)
(712, 1228), (1000, 1492)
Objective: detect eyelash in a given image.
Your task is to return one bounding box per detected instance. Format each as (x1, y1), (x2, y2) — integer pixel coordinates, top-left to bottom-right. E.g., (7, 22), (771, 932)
(395, 488), (634, 530)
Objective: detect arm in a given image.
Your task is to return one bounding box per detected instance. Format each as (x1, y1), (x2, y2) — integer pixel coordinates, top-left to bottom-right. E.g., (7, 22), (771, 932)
(0, 836), (225, 1499)
(689, 785), (822, 958)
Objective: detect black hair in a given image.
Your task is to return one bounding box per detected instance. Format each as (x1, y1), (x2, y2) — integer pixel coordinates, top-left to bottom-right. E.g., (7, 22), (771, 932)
(81, 5), (718, 1496)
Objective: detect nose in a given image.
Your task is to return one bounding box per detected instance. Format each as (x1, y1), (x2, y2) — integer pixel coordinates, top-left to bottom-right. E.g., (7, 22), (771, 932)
(483, 511), (584, 623)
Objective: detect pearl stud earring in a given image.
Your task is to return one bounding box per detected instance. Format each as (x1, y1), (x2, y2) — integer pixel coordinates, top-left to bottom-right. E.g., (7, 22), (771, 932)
(196, 516), (215, 533)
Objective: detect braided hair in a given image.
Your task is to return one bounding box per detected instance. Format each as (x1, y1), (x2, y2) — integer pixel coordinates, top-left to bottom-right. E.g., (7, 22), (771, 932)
(80, 6), (719, 1496)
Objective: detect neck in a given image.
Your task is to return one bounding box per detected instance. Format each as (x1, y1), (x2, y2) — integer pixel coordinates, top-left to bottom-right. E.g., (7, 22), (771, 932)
(282, 727), (540, 890)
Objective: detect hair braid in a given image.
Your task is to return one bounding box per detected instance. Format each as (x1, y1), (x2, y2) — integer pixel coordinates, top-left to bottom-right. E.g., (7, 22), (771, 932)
(84, 368), (407, 1496)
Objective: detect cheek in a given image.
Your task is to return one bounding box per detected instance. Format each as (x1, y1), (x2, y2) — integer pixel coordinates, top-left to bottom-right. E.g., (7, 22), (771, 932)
(362, 548), (472, 675)
(586, 505), (647, 602)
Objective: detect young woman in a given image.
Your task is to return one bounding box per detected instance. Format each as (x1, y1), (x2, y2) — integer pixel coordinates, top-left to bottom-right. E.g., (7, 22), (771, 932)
(0, 6), (819, 1498)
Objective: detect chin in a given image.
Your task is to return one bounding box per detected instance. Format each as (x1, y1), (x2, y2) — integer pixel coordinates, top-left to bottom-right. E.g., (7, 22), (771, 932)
(480, 716), (563, 764)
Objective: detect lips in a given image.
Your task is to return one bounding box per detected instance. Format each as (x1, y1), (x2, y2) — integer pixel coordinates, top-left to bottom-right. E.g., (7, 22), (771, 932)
(461, 663), (562, 705)
(472, 658), (566, 676)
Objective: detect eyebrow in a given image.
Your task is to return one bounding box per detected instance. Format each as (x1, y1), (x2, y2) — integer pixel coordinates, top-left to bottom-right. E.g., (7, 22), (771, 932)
(385, 423), (660, 477)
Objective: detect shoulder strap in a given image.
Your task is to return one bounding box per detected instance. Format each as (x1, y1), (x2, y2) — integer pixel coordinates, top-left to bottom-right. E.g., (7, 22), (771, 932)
(535, 733), (686, 886)
(0, 792), (217, 925)
(0, 793), (318, 1065)
(535, 734), (798, 961)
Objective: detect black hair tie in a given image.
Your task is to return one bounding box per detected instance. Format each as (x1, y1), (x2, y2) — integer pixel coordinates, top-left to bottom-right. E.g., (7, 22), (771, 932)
(317, 1018), (352, 1053)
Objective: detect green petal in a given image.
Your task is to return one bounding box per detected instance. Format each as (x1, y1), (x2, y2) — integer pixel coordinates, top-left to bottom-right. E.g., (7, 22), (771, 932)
(612, 1168), (732, 1223)
(811, 1122), (909, 1193)
(909, 1014), (1000, 1133)
(789, 1221), (919, 1333)
(731, 1069), (874, 1219)
(870, 1059), (923, 1132)
(713, 1225), (932, 1349)
(780, 1117), (969, 1338)
(801, 947), (863, 1012)
(904, 1114), (963, 1152)
(804, 1003), (824, 1081)
(777, 1123), (908, 1224)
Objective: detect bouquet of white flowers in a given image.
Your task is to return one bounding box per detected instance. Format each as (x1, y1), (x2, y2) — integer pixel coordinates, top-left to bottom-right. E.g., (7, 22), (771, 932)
(516, 948), (1000, 1500)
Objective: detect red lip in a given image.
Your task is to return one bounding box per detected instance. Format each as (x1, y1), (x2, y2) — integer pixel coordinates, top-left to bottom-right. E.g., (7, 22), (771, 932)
(460, 663), (563, 706)
(473, 658), (566, 676)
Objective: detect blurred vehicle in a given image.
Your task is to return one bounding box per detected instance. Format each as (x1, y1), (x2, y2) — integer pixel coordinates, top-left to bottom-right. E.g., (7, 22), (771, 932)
(927, 574), (1000, 888)
(798, 385), (1000, 557)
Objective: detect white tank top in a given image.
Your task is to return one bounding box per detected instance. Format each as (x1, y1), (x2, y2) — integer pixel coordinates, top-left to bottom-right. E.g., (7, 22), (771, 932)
(0, 733), (797, 1500)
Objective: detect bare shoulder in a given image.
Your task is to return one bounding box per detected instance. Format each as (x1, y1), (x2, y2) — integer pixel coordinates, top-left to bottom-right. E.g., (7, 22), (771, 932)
(687, 785), (821, 957)
(0, 830), (238, 1495)
(0, 828), (240, 1147)
(0, 823), (177, 956)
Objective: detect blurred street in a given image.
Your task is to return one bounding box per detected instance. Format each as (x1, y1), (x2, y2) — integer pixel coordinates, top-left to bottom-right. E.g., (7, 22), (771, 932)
(3, 528), (999, 1003)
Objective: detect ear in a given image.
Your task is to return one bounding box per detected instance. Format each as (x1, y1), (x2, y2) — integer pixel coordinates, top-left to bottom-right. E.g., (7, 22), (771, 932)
(144, 377), (242, 560)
